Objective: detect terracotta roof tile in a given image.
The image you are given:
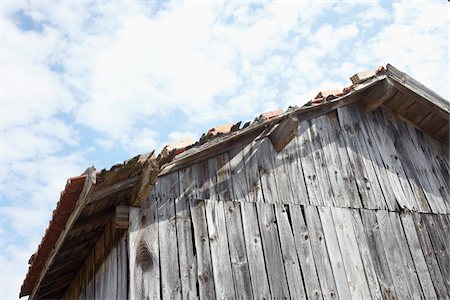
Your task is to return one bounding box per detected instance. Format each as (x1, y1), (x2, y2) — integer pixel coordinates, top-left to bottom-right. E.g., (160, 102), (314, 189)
(257, 109), (283, 122)
(20, 174), (90, 297)
(208, 124), (234, 136)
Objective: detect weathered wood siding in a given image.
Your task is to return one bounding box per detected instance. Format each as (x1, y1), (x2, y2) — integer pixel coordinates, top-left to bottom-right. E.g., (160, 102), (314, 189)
(130, 199), (449, 299)
(65, 234), (128, 300)
(127, 102), (449, 299)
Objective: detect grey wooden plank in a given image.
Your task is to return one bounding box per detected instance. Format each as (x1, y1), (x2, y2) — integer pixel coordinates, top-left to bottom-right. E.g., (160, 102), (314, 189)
(304, 205), (338, 300)
(412, 213), (448, 299)
(256, 138), (281, 204)
(205, 200), (235, 299)
(376, 210), (418, 299)
(256, 203), (290, 298)
(158, 173), (182, 299)
(359, 209), (397, 299)
(280, 135), (309, 205)
(274, 204), (307, 299)
(296, 120), (324, 207)
(104, 244), (118, 300)
(388, 211), (424, 298)
(272, 138), (296, 205)
(117, 236), (128, 300)
(331, 208), (371, 299)
(317, 206), (352, 300)
(177, 167), (198, 299)
(190, 199), (215, 299)
(315, 113), (362, 208)
(129, 193), (160, 300)
(228, 144), (250, 202)
(399, 121), (448, 213)
(224, 201), (253, 299)
(305, 119), (335, 207)
(400, 212), (438, 299)
(382, 110), (434, 213)
(423, 214), (450, 293)
(337, 105), (388, 210)
(414, 129), (450, 212)
(242, 140), (264, 203)
(240, 201), (271, 298)
(345, 103), (400, 211)
(219, 151), (253, 299)
(366, 109), (420, 211)
(349, 209), (383, 300)
(289, 204), (323, 300)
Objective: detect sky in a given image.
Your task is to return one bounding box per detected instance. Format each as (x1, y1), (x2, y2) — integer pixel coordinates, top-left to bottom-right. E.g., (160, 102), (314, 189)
(0, 1), (448, 299)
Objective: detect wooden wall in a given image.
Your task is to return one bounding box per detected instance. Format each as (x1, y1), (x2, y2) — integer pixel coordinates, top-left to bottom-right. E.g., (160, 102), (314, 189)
(64, 223), (128, 300)
(130, 200), (449, 299)
(128, 102), (449, 299)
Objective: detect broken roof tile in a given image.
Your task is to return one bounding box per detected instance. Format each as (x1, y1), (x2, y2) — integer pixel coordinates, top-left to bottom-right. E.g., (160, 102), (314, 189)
(256, 109), (283, 123)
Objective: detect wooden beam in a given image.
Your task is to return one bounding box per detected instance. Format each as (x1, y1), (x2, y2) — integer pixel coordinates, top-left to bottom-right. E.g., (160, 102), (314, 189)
(30, 167), (97, 300)
(87, 176), (138, 205)
(114, 205), (130, 229)
(269, 114), (299, 152)
(364, 79), (397, 113)
(68, 215), (111, 237)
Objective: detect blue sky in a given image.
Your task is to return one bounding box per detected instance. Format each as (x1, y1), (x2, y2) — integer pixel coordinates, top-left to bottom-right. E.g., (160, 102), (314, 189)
(0, 1), (448, 299)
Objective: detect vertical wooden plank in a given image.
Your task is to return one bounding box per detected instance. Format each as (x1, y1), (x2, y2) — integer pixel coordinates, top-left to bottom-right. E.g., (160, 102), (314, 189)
(349, 209), (383, 300)
(94, 232), (106, 300)
(315, 113), (362, 208)
(289, 204), (323, 300)
(274, 204), (307, 299)
(190, 199), (215, 299)
(228, 144), (250, 203)
(388, 212), (423, 298)
(342, 103), (400, 211)
(365, 109), (420, 211)
(331, 208), (371, 299)
(304, 205), (338, 300)
(258, 139), (281, 204)
(129, 193), (160, 300)
(386, 111), (434, 213)
(85, 249), (96, 299)
(219, 151), (253, 299)
(422, 214), (450, 293)
(305, 120), (335, 207)
(280, 135), (309, 205)
(117, 236), (128, 300)
(359, 209), (397, 299)
(223, 201), (253, 299)
(337, 105), (388, 210)
(377, 210), (420, 299)
(414, 129), (450, 212)
(256, 203), (290, 298)
(205, 200), (235, 299)
(400, 212), (438, 299)
(295, 122), (321, 207)
(158, 173), (182, 299)
(412, 213), (448, 299)
(104, 244), (118, 300)
(240, 201), (271, 298)
(177, 167), (198, 299)
(317, 207), (351, 300)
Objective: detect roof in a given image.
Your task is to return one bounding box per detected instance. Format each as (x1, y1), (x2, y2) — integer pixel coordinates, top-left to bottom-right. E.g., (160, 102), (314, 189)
(21, 64), (449, 298)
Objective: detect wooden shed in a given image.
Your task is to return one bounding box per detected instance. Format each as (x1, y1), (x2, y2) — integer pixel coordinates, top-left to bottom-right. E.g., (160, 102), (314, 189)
(21, 64), (449, 299)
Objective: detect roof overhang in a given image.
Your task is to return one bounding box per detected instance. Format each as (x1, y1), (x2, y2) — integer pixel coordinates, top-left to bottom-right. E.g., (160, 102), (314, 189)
(20, 153), (159, 299)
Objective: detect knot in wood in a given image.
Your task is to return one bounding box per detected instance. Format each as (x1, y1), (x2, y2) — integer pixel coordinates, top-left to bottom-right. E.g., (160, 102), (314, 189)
(136, 240), (153, 271)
